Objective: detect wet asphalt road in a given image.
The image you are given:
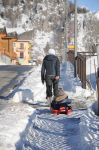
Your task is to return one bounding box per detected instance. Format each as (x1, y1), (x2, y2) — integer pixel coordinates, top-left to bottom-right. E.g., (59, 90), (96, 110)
(0, 65), (33, 98)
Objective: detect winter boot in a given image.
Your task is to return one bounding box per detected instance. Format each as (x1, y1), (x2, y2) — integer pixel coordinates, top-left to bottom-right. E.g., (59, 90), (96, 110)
(47, 97), (53, 106)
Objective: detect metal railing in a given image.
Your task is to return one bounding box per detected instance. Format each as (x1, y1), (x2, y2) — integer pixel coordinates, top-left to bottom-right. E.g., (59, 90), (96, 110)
(67, 51), (97, 89)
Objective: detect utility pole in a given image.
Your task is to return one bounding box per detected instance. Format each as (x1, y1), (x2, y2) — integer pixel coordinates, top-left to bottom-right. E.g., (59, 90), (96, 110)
(63, 0), (68, 62)
(74, 0), (77, 77)
(96, 40), (99, 116)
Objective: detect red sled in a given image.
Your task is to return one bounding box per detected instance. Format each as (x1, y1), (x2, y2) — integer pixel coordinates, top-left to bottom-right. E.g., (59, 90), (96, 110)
(51, 106), (72, 115)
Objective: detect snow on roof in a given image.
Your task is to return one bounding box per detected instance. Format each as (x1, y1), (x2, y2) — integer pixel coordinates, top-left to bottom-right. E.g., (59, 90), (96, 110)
(6, 27), (25, 35)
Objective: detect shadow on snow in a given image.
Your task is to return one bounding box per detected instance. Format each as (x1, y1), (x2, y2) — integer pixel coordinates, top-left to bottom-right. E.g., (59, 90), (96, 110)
(15, 108), (82, 150)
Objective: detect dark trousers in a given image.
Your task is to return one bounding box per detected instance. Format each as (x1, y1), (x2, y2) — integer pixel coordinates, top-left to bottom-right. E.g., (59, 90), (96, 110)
(45, 75), (59, 98)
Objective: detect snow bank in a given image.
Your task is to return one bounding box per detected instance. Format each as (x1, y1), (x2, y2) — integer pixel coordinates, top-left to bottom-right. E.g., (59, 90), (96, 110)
(80, 108), (99, 150)
(12, 65), (46, 104)
(0, 102), (35, 150)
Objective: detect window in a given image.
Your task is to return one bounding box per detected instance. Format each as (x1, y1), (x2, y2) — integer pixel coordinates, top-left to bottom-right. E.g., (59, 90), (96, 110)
(20, 52), (24, 58)
(20, 43), (24, 49)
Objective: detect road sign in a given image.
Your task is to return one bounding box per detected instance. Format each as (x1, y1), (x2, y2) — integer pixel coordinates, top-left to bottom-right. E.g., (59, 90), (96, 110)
(68, 45), (75, 49)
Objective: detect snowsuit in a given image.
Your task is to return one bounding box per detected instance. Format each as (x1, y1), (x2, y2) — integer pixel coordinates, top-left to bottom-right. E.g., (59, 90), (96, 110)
(41, 54), (60, 98)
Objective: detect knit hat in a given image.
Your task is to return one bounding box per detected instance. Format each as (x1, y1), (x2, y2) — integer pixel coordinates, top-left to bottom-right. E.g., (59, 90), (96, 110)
(48, 49), (55, 55)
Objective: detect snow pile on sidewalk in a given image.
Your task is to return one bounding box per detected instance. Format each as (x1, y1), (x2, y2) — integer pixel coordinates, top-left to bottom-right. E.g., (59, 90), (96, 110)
(0, 102), (35, 150)
(12, 65), (46, 104)
(80, 108), (99, 150)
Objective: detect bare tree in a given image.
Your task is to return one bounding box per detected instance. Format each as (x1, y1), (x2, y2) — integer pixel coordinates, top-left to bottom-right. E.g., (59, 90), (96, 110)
(84, 14), (99, 53)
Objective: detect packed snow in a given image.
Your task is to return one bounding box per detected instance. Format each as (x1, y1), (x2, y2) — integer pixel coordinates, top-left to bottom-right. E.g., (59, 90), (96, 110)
(0, 61), (99, 150)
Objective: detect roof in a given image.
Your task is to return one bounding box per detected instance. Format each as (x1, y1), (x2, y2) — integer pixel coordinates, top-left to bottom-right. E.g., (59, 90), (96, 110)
(14, 40), (32, 43)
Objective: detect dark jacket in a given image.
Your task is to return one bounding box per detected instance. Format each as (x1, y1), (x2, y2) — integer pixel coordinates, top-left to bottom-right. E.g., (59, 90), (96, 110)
(41, 54), (60, 83)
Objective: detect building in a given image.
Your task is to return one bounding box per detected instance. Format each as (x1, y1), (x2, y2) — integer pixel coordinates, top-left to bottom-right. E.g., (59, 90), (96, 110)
(13, 40), (32, 65)
(0, 27), (17, 64)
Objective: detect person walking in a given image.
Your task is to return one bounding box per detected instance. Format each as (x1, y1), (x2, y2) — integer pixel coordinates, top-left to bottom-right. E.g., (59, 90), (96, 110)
(41, 49), (60, 104)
